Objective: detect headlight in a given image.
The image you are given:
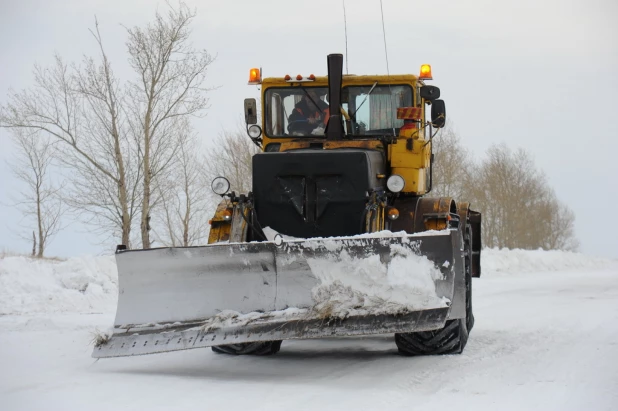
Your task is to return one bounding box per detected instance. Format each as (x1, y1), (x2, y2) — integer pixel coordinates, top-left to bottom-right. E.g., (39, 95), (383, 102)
(387, 175), (405, 193)
(211, 176), (231, 196)
(248, 124), (262, 139)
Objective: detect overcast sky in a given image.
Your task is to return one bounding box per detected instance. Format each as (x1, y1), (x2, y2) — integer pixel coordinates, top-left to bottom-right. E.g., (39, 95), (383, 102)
(1, 0), (617, 258)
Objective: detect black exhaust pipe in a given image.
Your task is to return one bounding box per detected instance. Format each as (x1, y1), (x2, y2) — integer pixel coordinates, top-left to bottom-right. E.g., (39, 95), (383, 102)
(325, 54), (344, 141)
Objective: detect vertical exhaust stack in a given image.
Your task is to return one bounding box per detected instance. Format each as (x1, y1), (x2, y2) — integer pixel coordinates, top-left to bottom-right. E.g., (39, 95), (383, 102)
(325, 54), (345, 141)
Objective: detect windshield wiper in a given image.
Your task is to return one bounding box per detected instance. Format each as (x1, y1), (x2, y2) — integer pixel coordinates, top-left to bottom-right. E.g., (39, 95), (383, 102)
(300, 87), (326, 113)
(350, 81), (378, 120)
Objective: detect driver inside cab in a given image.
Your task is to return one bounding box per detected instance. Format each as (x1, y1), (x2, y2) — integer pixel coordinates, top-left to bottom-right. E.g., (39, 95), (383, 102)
(287, 89), (329, 135)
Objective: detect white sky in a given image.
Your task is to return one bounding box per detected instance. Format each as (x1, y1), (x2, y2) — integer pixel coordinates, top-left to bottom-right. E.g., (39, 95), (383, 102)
(0, 0), (617, 258)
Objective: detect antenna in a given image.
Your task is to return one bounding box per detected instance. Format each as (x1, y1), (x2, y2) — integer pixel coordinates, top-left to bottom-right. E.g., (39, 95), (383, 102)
(343, 0), (349, 74)
(379, 0), (390, 77)
(379, 0), (395, 134)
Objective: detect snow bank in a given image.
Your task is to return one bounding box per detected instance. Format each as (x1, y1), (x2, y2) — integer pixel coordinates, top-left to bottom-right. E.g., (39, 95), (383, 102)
(0, 255), (117, 315)
(482, 248), (615, 275)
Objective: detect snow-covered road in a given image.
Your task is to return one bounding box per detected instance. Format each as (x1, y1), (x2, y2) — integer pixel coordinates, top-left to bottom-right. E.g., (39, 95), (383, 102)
(1, 253), (617, 410)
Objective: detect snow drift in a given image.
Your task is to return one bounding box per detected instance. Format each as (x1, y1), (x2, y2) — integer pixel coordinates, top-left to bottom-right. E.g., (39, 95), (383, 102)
(0, 248), (614, 316)
(0, 255), (117, 315)
(482, 248), (613, 275)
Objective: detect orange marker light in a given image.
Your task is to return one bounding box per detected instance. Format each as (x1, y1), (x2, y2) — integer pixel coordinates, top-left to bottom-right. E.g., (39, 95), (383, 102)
(308, 74), (316, 80)
(387, 207), (400, 220)
(248, 67), (261, 84)
(296, 74), (303, 81)
(284, 74), (291, 81)
(419, 64), (432, 80)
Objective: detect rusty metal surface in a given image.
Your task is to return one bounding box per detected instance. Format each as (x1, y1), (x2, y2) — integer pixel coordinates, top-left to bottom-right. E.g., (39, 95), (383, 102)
(390, 196), (420, 233)
(415, 197), (456, 231)
(457, 202), (470, 225)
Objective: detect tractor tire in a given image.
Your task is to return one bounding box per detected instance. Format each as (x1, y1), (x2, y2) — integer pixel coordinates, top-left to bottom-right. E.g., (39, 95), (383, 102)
(395, 221), (473, 356)
(211, 340), (282, 356)
(395, 318), (468, 356)
(464, 223), (475, 332)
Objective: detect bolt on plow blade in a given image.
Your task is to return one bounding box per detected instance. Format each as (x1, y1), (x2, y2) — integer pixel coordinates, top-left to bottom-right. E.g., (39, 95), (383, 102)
(93, 229), (462, 358)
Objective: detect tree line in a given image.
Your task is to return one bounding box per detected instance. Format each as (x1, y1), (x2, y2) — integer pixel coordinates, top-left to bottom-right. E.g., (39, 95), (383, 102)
(431, 128), (578, 251)
(0, 3), (577, 256)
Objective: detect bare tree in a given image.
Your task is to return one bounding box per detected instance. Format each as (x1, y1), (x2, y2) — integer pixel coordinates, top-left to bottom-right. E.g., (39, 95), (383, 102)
(430, 126), (475, 199)
(470, 143), (578, 251)
(532, 191), (580, 251)
(0, 26), (139, 247)
(152, 120), (213, 246)
(70, 21), (141, 247)
(7, 129), (63, 257)
(205, 127), (260, 195)
(430, 129), (579, 251)
(125, 2), (214, 248)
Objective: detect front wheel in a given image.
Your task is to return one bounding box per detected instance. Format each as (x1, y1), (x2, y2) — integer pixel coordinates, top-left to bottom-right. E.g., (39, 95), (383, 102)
(211, 340), (283, 356)
(395, 221), (473, 356)
(395, 318), (469, 356)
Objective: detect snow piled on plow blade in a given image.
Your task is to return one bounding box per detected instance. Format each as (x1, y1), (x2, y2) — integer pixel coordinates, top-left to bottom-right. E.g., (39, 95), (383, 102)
(93, 229), (459, 358)
(261, 227), (451, 317)
(306, 242), (449, 318)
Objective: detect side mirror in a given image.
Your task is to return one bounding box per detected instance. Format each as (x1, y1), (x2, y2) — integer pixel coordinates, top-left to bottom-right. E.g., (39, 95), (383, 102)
(431, 99), (446, 128)
(211, 176), (231, 196)
(419, 85), (440, 101)
(244, 98), (257, 125)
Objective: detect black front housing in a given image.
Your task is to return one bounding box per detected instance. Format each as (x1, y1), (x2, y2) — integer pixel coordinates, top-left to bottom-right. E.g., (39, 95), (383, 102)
(252, 149), (386, 238)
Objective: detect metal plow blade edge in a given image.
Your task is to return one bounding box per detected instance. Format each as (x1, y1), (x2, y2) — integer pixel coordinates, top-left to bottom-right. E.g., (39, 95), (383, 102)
(93, 229), (461, 358)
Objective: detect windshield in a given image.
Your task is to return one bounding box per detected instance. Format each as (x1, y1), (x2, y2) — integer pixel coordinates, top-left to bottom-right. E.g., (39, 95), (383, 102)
(342, 85), (413, 136)
(263, 84), (414, 138)
(264, 87), (329, 137)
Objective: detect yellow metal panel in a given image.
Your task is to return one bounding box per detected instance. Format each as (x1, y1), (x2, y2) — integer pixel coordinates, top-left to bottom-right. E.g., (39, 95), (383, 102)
(261, 74), (418, 88)
(389, 138), (430, 168)
(207, 222), (231, 244)
(391, 167), (427, 193)
(207, 200), (232, 244)
(388, 135), (431, 194)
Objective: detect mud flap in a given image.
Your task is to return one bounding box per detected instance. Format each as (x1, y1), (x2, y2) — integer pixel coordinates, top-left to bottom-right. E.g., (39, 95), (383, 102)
(93, 229), (462, 358)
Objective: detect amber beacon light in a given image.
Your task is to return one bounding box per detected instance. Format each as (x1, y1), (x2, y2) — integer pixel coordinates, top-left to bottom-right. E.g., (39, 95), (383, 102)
(248, 68), (262, 84)
(419, 64), (432, 80)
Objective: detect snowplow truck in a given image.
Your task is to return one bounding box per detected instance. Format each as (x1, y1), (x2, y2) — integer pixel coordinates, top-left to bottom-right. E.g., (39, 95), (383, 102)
(93, 54), (482, 359)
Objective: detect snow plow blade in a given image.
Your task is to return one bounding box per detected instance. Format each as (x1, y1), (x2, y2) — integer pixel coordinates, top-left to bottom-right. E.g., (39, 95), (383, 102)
(93, 229), (462, 358)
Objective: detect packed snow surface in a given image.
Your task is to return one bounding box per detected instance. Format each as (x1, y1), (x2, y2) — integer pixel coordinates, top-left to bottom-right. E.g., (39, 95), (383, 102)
(0, 249), (616, 410)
